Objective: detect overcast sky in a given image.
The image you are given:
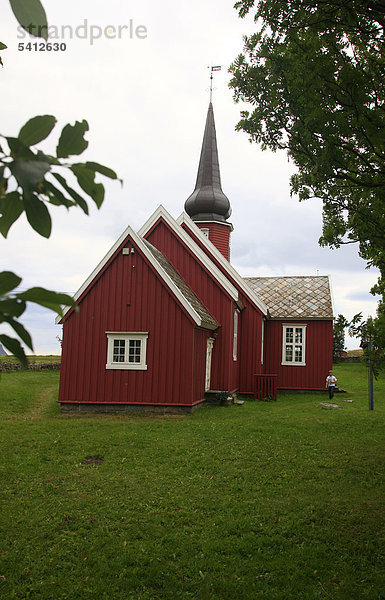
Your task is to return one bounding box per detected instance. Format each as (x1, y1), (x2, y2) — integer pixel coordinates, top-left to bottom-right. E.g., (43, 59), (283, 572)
(1, 0), (379, 353)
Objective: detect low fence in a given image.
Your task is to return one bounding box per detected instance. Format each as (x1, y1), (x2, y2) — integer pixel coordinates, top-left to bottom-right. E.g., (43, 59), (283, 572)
(0, 362), (61, 372)
(254, 374), (278, 401)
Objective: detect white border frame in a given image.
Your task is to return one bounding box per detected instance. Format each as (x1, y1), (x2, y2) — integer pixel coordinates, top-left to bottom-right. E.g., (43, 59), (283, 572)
(106, 332), (148, 370)
(281, 323), (307, 366)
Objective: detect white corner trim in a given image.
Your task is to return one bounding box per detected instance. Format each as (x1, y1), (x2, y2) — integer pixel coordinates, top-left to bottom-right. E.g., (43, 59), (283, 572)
(176, 212), (268, 316)
(138, 205), (239, 302)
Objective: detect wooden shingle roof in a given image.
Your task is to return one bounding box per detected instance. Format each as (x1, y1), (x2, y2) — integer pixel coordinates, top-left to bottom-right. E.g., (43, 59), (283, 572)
(245, 276), (333, 320)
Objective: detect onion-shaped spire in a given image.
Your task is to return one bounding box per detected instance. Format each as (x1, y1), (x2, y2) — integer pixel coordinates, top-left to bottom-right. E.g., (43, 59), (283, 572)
(184, 103), (231, 222)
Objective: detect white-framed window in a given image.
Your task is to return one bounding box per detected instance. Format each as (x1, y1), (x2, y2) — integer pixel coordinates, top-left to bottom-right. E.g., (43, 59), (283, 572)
(282, 324), (306, 366)
(233, 309), (239, 361)
(106, 332), (148, 370)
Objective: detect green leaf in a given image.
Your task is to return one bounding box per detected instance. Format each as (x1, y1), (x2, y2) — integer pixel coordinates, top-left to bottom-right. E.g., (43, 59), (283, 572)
(0, 42), (7, 50)
(56, 120), (89, 159)
(23, 191), (52, 238)
(18, 115), (56, 147)
(17, 287), (76, 315)
(35, 150), (60, 165)
(71, 164), (104, 208)
(0, 271), (22, 296)
(52, 172), (89, 214)
(6, 137), (35, 159)
(0, 297), (26, 319)
(9, 159), (50, 190)
(0, 334), (28, 367)
(85, 161), (120, 181)
(0, 191), (24, 237)
(3, 316), (33, 350)
(9, 0), (48, 40)
(44, 181), (74, 208)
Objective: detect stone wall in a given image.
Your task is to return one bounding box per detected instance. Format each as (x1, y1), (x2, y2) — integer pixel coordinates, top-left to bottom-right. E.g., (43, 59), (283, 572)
(335, 356), (361, 363)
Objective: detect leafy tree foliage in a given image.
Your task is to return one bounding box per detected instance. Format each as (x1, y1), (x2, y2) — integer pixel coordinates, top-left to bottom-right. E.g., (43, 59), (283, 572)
(333, 313), (348, 360)
(0, 116), (120, 366)
(230, 0), (385, 300)
(349, 302), (385, 376)
(0, 1), (120, 366)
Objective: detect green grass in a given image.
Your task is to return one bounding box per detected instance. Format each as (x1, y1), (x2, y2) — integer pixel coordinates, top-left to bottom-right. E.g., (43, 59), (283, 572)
(0, 363), (384, 599)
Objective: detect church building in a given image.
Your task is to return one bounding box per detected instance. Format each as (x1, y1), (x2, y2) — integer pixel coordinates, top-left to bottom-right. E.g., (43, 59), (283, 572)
(57, 103), (334, 412)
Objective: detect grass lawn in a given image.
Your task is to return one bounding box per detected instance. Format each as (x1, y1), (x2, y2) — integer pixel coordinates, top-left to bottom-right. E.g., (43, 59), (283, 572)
(0, 362), (384, 599)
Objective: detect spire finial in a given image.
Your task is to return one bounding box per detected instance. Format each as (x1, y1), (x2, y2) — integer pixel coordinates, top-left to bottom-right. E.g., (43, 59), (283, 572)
(184, 100), (232, 223)
(208, 65), (222, 103)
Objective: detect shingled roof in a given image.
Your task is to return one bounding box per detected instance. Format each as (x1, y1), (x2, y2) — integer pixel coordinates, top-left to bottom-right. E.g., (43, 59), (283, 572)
(245, 276), (333, 320)
(143, 240), (219, 330)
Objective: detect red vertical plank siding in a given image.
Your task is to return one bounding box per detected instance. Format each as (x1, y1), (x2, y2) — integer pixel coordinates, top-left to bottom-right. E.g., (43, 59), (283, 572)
(180, 222), (334, 392)
(145, 219), (239, 392)
(264, 320), (333, 390)
(238, 298), (264, 393)
(59, 236), (204, 407)
(179, 221), (266, 388)
(195, 222), (231, 260)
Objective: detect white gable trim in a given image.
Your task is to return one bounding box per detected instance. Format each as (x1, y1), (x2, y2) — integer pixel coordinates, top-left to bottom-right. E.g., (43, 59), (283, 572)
(138, 205), (239, 302)
(56, 225), (210, 329)
(176, 212), (268, 316)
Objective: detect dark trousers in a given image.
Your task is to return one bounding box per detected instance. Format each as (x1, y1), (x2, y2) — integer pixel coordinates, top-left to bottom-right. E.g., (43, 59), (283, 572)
(328, 385), (335, 399)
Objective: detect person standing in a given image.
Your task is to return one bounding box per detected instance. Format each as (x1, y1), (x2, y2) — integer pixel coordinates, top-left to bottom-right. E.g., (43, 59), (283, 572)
(325, 369), (338, 399)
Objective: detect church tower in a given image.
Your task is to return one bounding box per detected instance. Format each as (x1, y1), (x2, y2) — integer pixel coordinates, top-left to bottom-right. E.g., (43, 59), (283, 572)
(184, 103), (233, 260)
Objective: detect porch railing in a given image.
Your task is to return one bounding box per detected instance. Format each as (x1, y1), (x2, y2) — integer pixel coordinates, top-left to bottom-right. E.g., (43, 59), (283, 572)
(254, 374), (277, 401)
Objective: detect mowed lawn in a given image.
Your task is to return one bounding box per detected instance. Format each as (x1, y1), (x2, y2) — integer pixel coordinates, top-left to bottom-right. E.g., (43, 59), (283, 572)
(0, 363), (384, 600)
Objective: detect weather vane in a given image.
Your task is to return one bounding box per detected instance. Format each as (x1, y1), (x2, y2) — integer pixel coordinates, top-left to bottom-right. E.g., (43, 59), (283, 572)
(208, 65), (222, 102)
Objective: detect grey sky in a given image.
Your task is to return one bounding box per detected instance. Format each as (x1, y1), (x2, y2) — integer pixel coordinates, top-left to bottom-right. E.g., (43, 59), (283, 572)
(1, 0), (379, 353)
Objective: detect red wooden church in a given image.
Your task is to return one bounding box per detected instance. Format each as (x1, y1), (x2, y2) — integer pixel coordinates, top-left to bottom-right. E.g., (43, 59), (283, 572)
(57, 103), (334, 413)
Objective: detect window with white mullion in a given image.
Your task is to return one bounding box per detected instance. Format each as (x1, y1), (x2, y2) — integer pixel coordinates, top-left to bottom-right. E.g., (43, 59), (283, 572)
(282, 324), (306, 366)
(106, 332), (148, 370)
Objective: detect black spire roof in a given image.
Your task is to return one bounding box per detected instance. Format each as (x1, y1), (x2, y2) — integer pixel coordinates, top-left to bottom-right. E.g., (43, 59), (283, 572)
(184, 103), (231, 223)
